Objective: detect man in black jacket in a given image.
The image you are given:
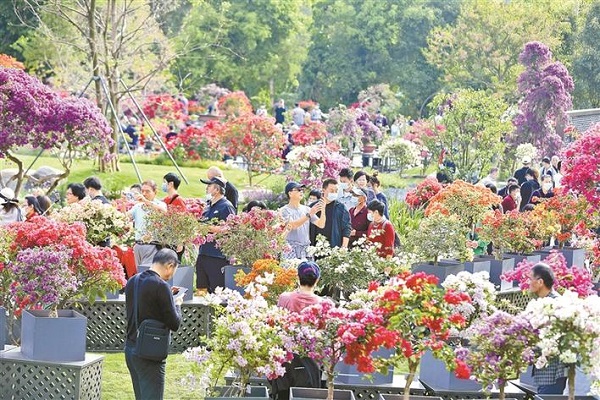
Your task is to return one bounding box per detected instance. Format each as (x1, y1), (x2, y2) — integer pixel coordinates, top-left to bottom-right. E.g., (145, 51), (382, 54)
(125, 249), (183, 400)
(207, 165), (239, 212)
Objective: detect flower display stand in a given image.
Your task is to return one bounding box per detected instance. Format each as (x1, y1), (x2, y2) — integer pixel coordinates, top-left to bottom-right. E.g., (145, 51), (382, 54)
(206, 385), (269, 399)
(534, 247), (586, 268)
(503, 253), (541, 288)
(138, 264), (195, 302)
(21, 309), (87, 362)
(465, 256), (515, 290)
(378, 394), (439, 400)
(290, 387), (355, 400)
(224, 265), (251, 294)
(335, 348), (394, 385)
(0, 347), (103, 399)
(411, 261), (465, 287)
(418, 350), (481, 391)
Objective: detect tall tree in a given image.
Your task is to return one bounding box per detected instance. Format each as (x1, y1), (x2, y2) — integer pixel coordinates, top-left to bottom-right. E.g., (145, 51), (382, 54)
(14, 0), (176, 170)
(424, 0), (578, 100)
(572, 1), (600, 108)
(174, 0), (309, 100)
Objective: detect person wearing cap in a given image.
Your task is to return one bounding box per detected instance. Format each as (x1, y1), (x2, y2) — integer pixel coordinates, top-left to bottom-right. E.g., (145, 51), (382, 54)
(0, 187), (22, 225)
(309, 178), (351, 249)
(196, 176), (236, 294)
(128, 180), (168, 268)
(514, 156), (532, 186)
(348, 187), (369, 248)
(277, 261), (322, 313)
(280, 182), (324, 259)
(207, 166), (238, 212)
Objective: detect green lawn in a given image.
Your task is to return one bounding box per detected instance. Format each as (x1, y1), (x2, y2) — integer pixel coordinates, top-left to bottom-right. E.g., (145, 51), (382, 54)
(4, 152), (424, 201)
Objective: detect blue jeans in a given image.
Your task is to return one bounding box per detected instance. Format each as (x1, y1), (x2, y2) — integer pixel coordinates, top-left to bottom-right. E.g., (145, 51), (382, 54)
(537, 377), (567, 394)
(125, 345), (166, 400)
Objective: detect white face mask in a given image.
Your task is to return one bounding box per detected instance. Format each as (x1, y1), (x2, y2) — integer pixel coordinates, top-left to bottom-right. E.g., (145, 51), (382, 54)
(367, 213), (374, 222)
(542, 183), (553, 191)
(326, 192), (338, 202)
(205, 192), (213, 202)
(338, 182), (348, 190)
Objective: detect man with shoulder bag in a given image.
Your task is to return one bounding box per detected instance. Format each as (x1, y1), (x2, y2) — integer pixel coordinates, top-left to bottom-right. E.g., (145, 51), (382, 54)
(125, 249), (183, 400)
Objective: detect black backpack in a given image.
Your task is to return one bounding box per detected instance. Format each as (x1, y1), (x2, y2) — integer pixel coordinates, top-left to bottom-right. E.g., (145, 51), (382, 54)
(269, 354), (321, 400)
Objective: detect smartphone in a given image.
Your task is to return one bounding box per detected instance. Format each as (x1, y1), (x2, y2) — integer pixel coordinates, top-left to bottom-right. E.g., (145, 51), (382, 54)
(124, 192), (135, 201)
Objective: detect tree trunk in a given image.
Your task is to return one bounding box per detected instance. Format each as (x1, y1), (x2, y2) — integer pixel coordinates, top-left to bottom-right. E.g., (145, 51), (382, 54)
(6, 153), (24, 196)
(404, 360), (418, 400)
(499, 381), (505, 400)
(327, 364), (335, 400)
(567, 364), (575, 400)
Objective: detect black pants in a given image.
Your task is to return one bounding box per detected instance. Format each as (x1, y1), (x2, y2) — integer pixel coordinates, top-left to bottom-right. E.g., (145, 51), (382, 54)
(195, 254), (228, 293)
(125, 345), (165, 400)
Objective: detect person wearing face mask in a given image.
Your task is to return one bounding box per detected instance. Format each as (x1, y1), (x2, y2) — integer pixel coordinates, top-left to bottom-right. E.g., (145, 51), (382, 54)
(501, 184), (521, 213)
(337, 168), (357, 211)
(353, 171), (376, 202)
(162, 172), (186, 210)
(519, 168), (541, 211)
(366, 200), (395, 258)
(309, 178), (351, 249)
(531, 175), (555, 204)
(348, 188), (369, 248)
(23, 195), (43, 221)
(196, 177), (236, 294)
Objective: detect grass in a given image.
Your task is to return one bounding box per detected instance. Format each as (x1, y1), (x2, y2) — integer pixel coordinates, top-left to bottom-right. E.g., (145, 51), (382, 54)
(3, 152), (425, 201)
(99, 352), (410, 400)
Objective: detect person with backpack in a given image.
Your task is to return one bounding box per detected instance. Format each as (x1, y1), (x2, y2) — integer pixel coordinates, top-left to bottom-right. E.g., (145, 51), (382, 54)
(272, 262), (323, 400)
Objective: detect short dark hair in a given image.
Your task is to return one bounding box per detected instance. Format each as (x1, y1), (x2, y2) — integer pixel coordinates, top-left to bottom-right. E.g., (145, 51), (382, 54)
(370, 171), (381, 186)
(489, 167), (499, 175)
(353, 170), (369, 182)
(485, 183), (497, 194)
(532, 263), (554, 289)
(322, 178), (337, 189)
(508, 184), (520, 194)
(309, 189), (322, 199)
(83, 176), (102, 190)
(67, 183), (86, 200)
(163, 172), (181, 189)
(367, 199), (385, 215)
(242, 200), (267, 213)
(36, 195), (52, 215)
(25, 195), (43, 215)
(339, 168), (354, 179)
(153, 248), (179, 267)
(130, 183), (142, 191)
(507, 177), (518, 185)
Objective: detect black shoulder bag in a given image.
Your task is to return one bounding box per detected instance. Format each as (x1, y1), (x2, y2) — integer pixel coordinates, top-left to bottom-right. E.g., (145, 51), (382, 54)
(132, 274), (171, 361)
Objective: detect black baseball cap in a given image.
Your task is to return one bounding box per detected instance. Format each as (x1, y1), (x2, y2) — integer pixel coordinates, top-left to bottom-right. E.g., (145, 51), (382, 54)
(200, 177), (226, 188)
(285, 181), (305, 195)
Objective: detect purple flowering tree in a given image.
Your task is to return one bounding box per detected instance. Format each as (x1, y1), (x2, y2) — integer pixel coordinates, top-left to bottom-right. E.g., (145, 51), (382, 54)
(0, 68), (113, 194)
(511, 41), (574, 157)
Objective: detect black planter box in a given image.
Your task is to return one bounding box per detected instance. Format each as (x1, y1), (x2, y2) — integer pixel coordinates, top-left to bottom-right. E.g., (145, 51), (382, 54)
(412, 261), (465, 286)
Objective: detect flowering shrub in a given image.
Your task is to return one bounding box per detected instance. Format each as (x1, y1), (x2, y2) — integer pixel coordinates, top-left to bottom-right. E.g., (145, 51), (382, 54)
(501, 250), (595, 298)
(326, 105), (382, 146)
(0, 54), (24, 69)
(183, 286), (293, 397)
(195, 83), (230, 107)
(404, 119), (445, 150)
(404, 212), (470, 264)
(183, 198), (206, 220)
(234, 259), (297, 305)
(425, 180), (501, 228)
(561, 123), (600, 210)
(524, 290), (600, 399)
(142, 94), (186, 121)
(221, 114), (285, 185)
(286, 145), (351, 188)
(344, 272), (472, 400)
(534, 189), (591, 246)
(478, 210), (537, 259)
(216, 208), (288, 267)
(308, 236), (407, 298)
(511, 41), (574, 156)
(217, 91), (253, 118)
(514, 143), (538, 164)
(167, 120), (224, 161)
(145, 207), (209, 248)
(442, 271), (497, 329)
(405, 178), (443, 209)
(291, 121), (327, 145)
(52, 200), (131, 246)
(378, 138), (422, 176)
(460, 311), (538, 400)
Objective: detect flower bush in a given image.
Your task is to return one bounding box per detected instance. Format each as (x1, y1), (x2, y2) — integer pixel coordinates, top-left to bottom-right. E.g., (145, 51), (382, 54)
(216, 208), (288, 267)
(52, 200), (131, 246)
(537, 189), (591, 246)
(308, 236), (407, 298)
(404, 212), (470, 265)
(234, 259), (298, 305)
(292, 121), (328, 145)
(425, 180), (501, 228)
(478, 210), (537, 259)
(286, 145), (351, 188)
(142, 94), (186, 121)
(217, 91), (253, 119)
(145, 207), (208, 248)
(460, 311), (539, 400)
(442, 271), (497, 329)
(501, 250), (595, 298)
(168, 120), (225, 161)
(561, 123), (600, 211)
(405, 178), (443, 210)
(344, 272), (472, 400)
(378, 137), (422, 176)
(0, 54), (25, 69)
(524, 290), (600, 399)
(183, 286), (293, 397)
